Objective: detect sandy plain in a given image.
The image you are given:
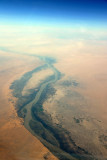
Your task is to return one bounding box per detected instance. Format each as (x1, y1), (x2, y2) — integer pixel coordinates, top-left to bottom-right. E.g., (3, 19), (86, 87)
(44, 52), (107, 159)
(0, 51), (58, 160)
(0, 41), (107, 159)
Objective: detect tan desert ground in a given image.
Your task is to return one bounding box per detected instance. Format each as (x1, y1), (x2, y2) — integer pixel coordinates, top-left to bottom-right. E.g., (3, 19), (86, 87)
(0, 51), (58, 160)
(0, 37), (107, 160)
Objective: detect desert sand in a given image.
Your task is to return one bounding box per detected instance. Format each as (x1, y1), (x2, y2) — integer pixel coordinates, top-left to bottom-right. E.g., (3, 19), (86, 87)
(0, 51), (58, 160)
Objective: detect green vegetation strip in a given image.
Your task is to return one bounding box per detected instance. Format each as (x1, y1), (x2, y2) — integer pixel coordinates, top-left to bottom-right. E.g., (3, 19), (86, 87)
(10, 57), (94, 160)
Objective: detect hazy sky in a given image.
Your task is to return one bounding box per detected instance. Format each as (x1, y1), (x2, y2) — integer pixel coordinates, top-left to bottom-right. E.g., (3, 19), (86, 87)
(0, 0), (107, 27)
(0, 0), (107, 57)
